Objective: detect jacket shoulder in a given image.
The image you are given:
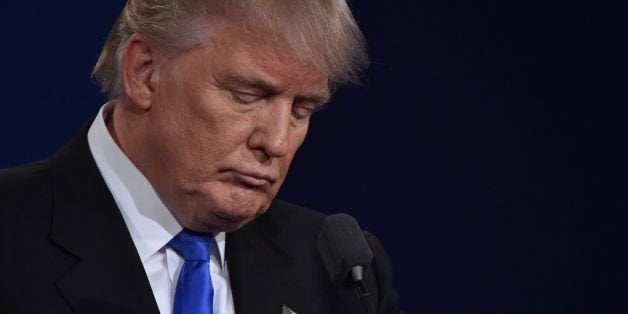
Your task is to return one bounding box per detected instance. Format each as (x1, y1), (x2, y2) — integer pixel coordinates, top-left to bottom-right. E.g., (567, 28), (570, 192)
(0, 161), (54, 229)
(268, 199), (326, 232)
(0, 161), (52, 205)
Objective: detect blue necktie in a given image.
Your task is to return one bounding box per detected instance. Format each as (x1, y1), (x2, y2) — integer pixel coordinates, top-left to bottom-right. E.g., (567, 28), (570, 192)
(170, 229), (214, 314)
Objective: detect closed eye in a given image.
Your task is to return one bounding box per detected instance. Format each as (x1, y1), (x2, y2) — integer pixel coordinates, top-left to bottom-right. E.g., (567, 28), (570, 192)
(292, 103), (326, 120)
(292, 106), (314, 120)
(231, 91), (262, 105)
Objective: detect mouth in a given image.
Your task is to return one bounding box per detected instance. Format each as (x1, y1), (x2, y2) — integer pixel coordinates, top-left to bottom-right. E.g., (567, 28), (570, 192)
(226, 170), (277, 188)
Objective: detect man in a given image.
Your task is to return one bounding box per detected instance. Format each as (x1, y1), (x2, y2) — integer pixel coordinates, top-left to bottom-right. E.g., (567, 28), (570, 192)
(0, 0), (400, 313)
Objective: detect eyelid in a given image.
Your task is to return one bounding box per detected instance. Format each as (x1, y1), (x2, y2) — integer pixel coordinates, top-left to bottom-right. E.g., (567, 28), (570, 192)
(292, 107), (312, 120)
(231, 90), (261, 105)
(292, 103), (325, 120)
(302, 102), (327, 114)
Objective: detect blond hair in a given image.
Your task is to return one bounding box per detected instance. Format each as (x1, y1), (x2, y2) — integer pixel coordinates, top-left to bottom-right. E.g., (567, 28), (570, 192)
(92, 0), (368, 99)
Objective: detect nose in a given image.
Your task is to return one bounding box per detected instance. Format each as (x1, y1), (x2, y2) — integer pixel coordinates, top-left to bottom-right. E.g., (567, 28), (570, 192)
(248, 101), (293, 159)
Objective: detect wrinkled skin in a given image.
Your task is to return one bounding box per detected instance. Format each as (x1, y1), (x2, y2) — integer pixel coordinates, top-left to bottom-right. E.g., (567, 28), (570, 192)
(110, 25), (329, 232)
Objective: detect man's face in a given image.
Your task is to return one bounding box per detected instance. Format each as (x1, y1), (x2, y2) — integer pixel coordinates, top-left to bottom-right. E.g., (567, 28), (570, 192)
(140, 26), (329, 232)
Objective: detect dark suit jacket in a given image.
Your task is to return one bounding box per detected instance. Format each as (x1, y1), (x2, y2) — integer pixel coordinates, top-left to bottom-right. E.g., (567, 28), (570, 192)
(0, 127), (400, 314)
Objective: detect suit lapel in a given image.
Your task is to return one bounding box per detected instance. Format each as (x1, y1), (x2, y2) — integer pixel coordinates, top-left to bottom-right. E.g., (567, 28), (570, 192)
(227, 204), (321, 314)
(48, 128), (159, 314)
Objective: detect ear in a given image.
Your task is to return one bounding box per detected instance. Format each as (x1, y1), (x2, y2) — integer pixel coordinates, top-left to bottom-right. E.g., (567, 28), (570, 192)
(120, 34), (158, 111)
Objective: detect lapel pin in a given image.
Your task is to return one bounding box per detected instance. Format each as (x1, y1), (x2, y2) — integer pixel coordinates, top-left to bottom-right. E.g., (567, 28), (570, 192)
(282, 305), (299, 314)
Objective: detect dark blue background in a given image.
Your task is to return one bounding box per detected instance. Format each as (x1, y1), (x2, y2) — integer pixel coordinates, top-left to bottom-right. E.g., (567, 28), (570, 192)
(1, 1), (627, 313)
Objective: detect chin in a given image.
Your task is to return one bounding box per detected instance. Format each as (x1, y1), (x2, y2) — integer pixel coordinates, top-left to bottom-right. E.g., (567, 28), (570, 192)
(193, 196), (271, 232)
(187, 205), (265, 233)
(208, 216), (255, 233)
(180, 181), (274, 232)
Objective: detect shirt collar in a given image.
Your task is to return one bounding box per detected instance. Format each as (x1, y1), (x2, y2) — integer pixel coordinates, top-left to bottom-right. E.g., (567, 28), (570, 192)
(87, 102), (227, 268)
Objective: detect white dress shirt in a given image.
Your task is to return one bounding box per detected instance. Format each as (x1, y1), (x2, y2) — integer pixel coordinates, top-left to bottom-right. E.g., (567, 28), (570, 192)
(87, 103), (235, 314)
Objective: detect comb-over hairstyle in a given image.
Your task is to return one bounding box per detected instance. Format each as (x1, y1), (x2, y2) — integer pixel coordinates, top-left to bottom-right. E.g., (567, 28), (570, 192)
(92, 0), (369, 99)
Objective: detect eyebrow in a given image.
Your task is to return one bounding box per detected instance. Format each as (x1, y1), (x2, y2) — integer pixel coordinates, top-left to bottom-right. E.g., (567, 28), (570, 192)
(220, 74), (331, 105)
(298, 90), (331, 106)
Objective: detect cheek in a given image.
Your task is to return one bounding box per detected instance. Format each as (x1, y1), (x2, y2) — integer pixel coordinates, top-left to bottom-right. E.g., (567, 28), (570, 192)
(194, 112), (255, 158)
(156, 90), (247, 160)
(174, 121), (246, 173)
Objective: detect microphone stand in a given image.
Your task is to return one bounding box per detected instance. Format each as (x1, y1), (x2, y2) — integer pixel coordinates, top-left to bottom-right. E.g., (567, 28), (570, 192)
(351, 266), (376, 314)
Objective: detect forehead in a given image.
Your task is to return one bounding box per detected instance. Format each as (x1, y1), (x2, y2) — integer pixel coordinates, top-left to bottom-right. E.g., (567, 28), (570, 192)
(195, 23), (330, 93)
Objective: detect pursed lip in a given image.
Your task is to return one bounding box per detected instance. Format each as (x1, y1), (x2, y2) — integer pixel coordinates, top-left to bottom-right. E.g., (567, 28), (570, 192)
(229, 170), (277, 187)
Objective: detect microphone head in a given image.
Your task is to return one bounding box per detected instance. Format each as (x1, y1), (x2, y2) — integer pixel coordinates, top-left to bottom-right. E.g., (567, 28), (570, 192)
(317, 213), (374, 286)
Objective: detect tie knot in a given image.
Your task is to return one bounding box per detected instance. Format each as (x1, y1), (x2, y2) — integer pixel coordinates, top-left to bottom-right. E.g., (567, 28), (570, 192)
(169, 229), (213, 261)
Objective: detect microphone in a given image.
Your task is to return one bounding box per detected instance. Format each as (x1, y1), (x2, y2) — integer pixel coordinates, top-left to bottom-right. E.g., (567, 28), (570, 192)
(317, 214), (377, 314)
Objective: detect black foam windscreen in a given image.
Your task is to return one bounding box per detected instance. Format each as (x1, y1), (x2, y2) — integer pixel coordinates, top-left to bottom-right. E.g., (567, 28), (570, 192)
(317, 214), (374, 286)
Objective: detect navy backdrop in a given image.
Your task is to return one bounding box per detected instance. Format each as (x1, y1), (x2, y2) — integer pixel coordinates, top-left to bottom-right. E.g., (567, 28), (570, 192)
(1, 1), (627, 313)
